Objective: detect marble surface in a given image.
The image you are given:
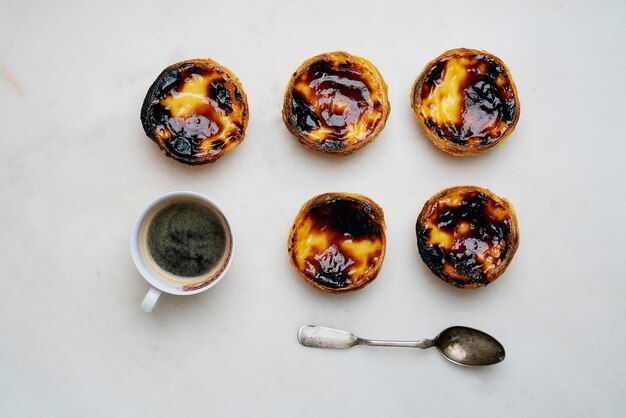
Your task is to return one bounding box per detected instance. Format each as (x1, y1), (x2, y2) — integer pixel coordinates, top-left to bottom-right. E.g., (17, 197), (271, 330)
(1, 0), (625, 416)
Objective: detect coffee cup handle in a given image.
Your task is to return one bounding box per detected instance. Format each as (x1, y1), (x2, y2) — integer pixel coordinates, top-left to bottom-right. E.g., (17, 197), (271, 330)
(141, 287), (163, 313)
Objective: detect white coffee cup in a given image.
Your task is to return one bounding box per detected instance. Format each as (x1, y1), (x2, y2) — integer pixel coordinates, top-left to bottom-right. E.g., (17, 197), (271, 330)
(130, 191), (235, 313)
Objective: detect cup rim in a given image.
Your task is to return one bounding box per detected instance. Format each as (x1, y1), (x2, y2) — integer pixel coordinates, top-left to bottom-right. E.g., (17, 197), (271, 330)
(130, 190), (235, 296)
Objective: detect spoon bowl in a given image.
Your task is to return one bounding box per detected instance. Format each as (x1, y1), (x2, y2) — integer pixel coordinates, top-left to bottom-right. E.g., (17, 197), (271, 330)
(434, 326), (505, 367)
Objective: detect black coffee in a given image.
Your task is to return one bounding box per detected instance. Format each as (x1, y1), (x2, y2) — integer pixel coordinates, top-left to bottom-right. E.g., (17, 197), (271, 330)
(146, 200), (227, 277)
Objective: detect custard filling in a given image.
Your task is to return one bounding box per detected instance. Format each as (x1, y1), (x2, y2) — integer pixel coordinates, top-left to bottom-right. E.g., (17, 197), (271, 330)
(291, 196), (384, 289)
(418, 188), (513, 284)
(417, 51), (517, 148)
(145, 61), (246, 161)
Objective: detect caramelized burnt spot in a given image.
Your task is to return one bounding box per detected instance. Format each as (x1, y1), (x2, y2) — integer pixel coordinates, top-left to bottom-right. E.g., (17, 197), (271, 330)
(210, 81), (233, 115)
(283, 52), (390, 155)
(416, 186), (518, 289)
(289, 193), (386, 292)
(413, 48), (519, 153)
(291, 91), (321, 133)
(141, 58), (249, 165)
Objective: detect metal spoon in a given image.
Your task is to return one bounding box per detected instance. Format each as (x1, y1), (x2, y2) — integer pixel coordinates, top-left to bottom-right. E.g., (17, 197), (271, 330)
(297, 325), (505, 367)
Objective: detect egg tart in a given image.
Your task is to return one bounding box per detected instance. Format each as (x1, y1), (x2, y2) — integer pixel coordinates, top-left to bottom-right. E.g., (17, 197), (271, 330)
(288, 193), (386, 292)
(411, 49), (519, 156)
(282, 52), (390, 156)
(416, 186), (519, 289)
(141, 59), (249, 165)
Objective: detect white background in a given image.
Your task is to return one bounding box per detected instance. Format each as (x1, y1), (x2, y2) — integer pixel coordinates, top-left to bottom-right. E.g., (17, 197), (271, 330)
(1, 0), (625, 416)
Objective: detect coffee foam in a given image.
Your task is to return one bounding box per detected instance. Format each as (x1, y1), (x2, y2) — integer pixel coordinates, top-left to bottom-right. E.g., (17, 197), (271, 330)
(138, 197), (232, 290)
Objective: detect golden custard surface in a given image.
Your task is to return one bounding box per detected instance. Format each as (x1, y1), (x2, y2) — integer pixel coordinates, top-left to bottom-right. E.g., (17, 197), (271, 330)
(141, 59), (247, 164)
(417, 188), (515, 287)
(291, 196), (384, 290)
(286, 53), (388, 152)
(416, 50), (517, 148)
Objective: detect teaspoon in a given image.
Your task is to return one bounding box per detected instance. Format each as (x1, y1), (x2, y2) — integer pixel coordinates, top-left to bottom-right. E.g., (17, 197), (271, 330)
(297, 325), (505, 367)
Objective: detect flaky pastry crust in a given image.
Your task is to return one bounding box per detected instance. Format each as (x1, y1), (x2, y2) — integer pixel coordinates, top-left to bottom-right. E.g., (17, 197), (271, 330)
(416, 186), (519, 289)
(411, 48), (519, 156)
(141, 58), (249, 165)
(283, 52), (390, 156)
